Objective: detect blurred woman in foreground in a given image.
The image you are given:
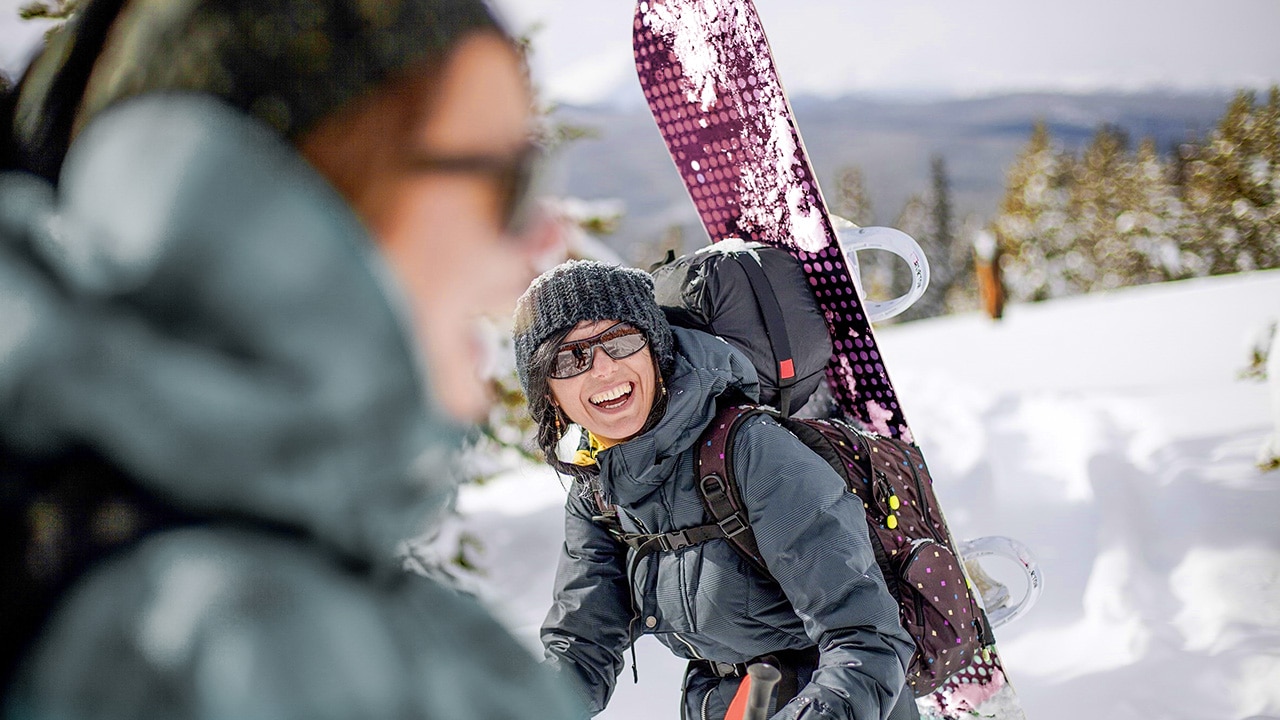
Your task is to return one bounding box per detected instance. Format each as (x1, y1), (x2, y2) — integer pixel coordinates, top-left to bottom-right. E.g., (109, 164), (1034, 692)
(0, 1), (576, 717)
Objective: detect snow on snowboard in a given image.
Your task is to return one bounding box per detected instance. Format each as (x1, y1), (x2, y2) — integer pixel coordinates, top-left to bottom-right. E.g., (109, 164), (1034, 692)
(633, 1), (1031, 717)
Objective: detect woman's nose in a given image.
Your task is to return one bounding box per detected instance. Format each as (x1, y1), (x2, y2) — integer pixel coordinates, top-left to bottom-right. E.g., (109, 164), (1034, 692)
(589, 345), (618, 376)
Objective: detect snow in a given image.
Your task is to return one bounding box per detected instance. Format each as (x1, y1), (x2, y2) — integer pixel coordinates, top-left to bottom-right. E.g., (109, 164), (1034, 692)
(437, 269), (1280, 720)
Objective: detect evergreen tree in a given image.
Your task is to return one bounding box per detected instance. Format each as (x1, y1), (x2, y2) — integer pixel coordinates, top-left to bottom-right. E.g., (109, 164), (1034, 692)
(19, 0), (78, 39)
(1181, 88), (1280, 274)
(1121, 138), (1195, 283)
(18, 0), (79, 19)
(947, 214), (986, 315)
(1072, 124), (1131, 292)
(989, 87), (1278, 309)
(1, 71), (12, 170)
(898, 155), (960, 321)
(1264, 88), (1280, 263)
(934, 156), (977, 315)
(831, 165), (875, 227)
(993, 121), (1079, 301)
(931, 155), (955, 254)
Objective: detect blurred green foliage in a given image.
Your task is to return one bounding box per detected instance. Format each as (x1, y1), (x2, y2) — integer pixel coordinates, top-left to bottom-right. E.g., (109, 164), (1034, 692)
(994, 87), (1280, 302)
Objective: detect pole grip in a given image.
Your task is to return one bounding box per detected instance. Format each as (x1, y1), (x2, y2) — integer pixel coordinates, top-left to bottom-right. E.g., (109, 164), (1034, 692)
(743, 663), (782, 720)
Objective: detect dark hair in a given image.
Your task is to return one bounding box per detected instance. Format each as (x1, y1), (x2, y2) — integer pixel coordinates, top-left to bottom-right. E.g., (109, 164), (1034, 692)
(527, 326), (670, 486)
(526, 327), (591, 483)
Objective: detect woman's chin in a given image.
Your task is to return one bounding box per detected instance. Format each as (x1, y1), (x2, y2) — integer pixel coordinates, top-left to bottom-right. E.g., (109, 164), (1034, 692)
(588, 414), (646, 446)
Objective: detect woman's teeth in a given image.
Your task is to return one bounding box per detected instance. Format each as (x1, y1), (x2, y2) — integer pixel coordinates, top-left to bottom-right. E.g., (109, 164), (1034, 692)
(590, 383), (633, 407)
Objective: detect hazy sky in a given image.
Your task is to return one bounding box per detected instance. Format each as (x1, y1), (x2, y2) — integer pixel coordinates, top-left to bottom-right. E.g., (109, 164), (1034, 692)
(493, 0), (1280, 104)
(4, 0), (1279, 103)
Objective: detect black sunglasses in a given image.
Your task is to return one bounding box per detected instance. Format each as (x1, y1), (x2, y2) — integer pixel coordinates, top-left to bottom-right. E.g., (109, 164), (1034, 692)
(404, 143), (542, 236)
(550, 323), (649, 379)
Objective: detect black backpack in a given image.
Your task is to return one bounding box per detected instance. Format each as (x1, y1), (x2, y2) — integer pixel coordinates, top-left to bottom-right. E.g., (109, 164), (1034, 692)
(651, 242), (832, 416)
(605, 403), (994, 696)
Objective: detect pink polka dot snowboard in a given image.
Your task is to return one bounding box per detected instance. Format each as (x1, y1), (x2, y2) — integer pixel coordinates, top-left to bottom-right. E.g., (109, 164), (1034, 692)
(633, 1), (1030, 717)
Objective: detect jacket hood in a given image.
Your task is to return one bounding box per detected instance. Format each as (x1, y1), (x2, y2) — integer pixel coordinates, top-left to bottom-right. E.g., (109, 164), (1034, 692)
(599, 326), (758, 500)
(0, 94), (461, 566)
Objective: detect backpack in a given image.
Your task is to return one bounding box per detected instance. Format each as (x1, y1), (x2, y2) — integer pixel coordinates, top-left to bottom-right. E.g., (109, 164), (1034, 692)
(636, 242), (991, 693)
(651, 241), (832, 416)
(604, 403), (994, 697)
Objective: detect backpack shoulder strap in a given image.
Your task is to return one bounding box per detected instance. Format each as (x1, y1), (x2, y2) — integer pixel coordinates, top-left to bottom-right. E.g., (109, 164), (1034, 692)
(593, 403), (790, 575)
(694, 403), (772, 576)
(589, 487), (620, 527)
(730, 255), (798, 417)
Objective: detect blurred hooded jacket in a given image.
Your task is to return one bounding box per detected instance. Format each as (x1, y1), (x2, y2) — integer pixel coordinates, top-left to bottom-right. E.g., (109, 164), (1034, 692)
(0, 1), (583, 718)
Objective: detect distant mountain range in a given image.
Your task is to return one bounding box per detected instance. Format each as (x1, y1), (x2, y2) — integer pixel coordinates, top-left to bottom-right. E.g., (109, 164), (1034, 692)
(548, 90), (1233, 264)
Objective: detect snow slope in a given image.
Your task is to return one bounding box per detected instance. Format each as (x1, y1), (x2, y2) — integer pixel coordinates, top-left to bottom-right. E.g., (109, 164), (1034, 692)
(440, 269), (1280, 720)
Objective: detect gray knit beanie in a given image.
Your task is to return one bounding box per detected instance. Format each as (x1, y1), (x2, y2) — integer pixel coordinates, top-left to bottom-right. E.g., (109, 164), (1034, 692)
(513, 260), (674, 396)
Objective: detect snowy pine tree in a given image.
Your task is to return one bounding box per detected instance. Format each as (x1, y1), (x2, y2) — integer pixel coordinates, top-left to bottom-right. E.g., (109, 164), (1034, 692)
(994, 121), (1079, 301)
(992, 89), (1280, 309)
(889, 192), (930, 309)
(898, 155), (962, 321)
(18, 0), (79, 19)
(1072, 124), (1133, 292)
(831, 165), (876, 227)
(946, 214), (987, 316)
(17, 0), (78, 41)
(1120, 138), (1196, 283)
(936, 158), (978, 316)
(1181, 88), (1280, 275)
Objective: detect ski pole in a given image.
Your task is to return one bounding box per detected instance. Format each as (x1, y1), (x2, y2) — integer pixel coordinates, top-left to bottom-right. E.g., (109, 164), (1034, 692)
(742, 663), (781, 720)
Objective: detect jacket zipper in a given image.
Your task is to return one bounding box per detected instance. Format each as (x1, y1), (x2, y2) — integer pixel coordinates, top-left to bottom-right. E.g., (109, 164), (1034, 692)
(898, 441), (948, 544)
(903, 538), (934, 624)
(622, 506), (708, 666)
(898, 441), (930, 517)
(672, 632), (705, 660)
(618, 506), (650, 684)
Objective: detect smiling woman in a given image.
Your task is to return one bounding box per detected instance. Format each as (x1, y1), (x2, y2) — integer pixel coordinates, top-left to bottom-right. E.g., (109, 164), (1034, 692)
(511, 260), (919, 720)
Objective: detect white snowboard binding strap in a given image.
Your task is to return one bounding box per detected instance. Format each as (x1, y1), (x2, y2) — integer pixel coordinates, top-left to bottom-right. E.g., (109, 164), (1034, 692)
(957, 536), (1044, 629)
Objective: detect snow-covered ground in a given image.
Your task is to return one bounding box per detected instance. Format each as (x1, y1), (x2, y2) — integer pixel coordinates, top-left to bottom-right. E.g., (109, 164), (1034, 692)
(441, 269), (1280, 720)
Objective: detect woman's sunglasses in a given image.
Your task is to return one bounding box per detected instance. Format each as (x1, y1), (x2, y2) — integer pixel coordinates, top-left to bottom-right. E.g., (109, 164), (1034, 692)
(404, 143), (542, 236)
(550, 323), (649, 379)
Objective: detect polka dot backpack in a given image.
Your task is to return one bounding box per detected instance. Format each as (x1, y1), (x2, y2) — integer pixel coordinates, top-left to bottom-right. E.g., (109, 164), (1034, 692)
(691, 404), (995, 696)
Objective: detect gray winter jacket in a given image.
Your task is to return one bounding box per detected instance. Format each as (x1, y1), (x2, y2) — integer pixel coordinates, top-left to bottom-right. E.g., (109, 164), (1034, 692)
(1, 95), (581, 720)
(542, 328), (915, 719)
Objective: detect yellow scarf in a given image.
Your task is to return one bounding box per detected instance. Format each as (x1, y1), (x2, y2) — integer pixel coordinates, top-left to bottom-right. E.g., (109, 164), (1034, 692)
(570, 432), (617, 467)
